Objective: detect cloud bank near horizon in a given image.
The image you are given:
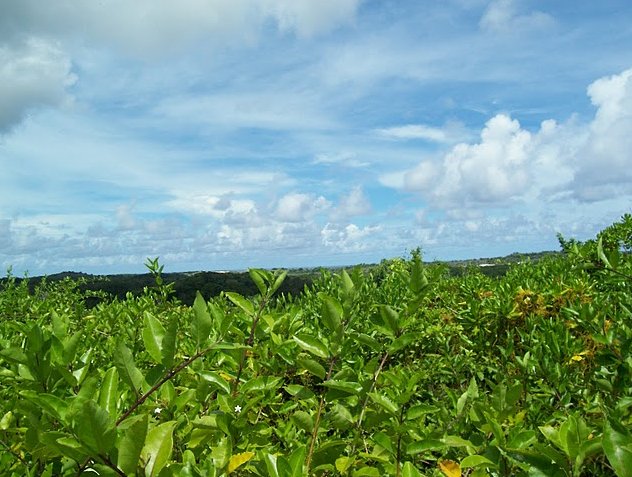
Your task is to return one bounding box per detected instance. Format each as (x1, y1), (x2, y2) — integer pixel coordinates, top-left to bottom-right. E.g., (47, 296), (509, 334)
(1, 0), (632, 275)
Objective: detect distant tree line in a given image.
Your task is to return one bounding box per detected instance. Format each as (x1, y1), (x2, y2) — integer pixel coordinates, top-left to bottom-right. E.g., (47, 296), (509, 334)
(1, 251), (557, 307)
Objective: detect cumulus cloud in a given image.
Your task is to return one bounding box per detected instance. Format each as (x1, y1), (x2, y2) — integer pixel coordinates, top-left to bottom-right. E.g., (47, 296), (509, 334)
(0, 0), (363, 57)
(321, 222), (380, 252)
(573, 68), (632, 201)
(275, 193), (330, 223)
(332, 186), (371, 219)
(479, 0), (554, 33)
(0, 38), (76, 132)
(393, 67), (632, 210)
(404, 114), (534, 208)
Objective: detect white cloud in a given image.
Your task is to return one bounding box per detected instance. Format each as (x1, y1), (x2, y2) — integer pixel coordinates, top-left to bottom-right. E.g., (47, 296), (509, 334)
(0, 0), (362, 58)
(573, 68), (632, 200)
(313, 152), (369, 168)
(0, 38), (76, 132)
(332, 186), (371, 219)
(262, 0), (362, 38)
(321, 222), (380, 252)
(275, 193), (330, 223)
(392, 67), (632, 212)
(479, 0), (554, 33)
(376, 124), (448, 142)
(154, 91), (336, 132)
(404, 114), (534, 208)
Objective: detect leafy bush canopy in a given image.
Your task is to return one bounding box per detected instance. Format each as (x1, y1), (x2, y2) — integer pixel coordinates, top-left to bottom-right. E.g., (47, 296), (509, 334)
(1, 214), (632, 476)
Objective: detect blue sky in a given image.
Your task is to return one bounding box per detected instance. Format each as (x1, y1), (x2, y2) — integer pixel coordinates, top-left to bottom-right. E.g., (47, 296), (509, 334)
(1, 0), (632, 275)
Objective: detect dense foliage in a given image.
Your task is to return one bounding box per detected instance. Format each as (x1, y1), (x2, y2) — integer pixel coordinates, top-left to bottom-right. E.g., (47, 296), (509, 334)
(0, 215), (631, 476)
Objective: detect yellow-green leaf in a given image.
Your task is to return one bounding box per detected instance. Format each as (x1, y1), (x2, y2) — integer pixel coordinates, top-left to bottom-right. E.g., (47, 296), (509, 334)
(439, 459), (461, 477)
(228, 451), (255, 473)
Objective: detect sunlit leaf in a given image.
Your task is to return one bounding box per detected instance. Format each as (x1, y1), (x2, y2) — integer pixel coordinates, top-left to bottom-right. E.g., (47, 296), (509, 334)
(293, 334), (330, 359)
(297, 358), (327, 380)
(114, 341), (145, 395)
(117, 414), (148, 475)
(228, 451), (255, 473)
(604, 419), (632, 477)
(142, 312), (166, 364)
(438, 459), (461, 477)
(192, 292), (213, 347)
(98, 367), (119, 417)
(226, 291), (255, 316)
(142, 421), (177, 477)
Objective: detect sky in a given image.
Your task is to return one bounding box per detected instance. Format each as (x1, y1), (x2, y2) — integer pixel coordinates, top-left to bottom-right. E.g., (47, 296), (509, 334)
(1, 0), (632, 275)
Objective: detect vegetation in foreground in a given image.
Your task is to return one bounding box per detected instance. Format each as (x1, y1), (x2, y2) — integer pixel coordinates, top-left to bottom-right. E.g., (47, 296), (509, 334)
(0, 214), (631, 476)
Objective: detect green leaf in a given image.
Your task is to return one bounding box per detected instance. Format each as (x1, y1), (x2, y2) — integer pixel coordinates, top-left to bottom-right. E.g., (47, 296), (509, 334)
(226, 291), (255, 316)
(322, 380), (363, 395)
(341, 269), (355, 298)
(320, 294), (343, 336)
(505, 448), (566, 477)
(199, 371), (231, 395)
(0, 411), (13, 430)
(539, 425), (563, 451)
(114, 341), (145, 395)
(0, 346), (27, 364)
(263, 453), (281, 477)
(354, 333), (382, 352)
(373, 431), (394, 454)
(293, 334), (330, 359)
(352, 467), (381, 476)
(460, 455), (496, 469)
(193, 292), (213, 347)
(559, 415), (585, 460)
(62, 331), (82, 365)
(389, 332), (420, 353)
(288, 445), (306, 477)
(368, 392), (399, 415)
(406, 440), (445, 455)
(71, 399), (116, 455)
(597, 237), (612, 268)
(98, 367), (119, 417)
(241, 375), (283, 393)
(285, 384), (316, 399)
(20, 390), (69, 421)
(292, 410), (314, 433)
(409, 253), (428, 295)
(297, 358), (327, 380)
(142, 312), (166, 364)
(142, 421), (177, 477)
(117, 414), (148, 475)
(270, 270), (288, 296)
(406, 404), (440, 420)
(379, 305), (400, 337)
(456, 389), (469, 416)
(603, 419), (632, 477)
(402, 461), (423, 477)
(336, 456), (354, 473)
(40, 432), (90, 462)
(162, 318), (177, 369)
(250, 269), (268, 296)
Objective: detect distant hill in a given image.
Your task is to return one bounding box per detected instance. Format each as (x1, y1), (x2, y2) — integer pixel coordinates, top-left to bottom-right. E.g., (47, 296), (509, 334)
(1, 251), (561, 306)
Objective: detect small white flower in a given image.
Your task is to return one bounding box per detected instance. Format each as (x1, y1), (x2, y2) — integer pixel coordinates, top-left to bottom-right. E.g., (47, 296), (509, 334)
(154, 407), (162, 415)
(234, 405), (242, 413)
